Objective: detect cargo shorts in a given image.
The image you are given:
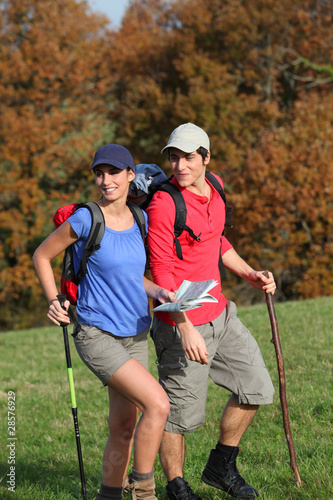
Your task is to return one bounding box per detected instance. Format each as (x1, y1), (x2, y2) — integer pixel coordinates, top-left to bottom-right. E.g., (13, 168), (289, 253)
(151, 301), (274, 434)
(73, 322), (149, 386)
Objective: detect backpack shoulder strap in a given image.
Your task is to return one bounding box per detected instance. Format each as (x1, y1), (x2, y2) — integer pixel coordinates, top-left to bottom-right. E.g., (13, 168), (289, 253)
(205, 172), (233, 279)
(127, 201), (146, 242)
(156, 182), (189, 260)
(205, 172), (232, 229)
(76, 202), (105, 280)
(156, 181), (203, 260)
(156, 182), (186, 236)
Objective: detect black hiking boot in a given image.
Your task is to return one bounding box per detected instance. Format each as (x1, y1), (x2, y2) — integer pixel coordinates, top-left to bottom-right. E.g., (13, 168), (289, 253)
(166, 477), (203, 500)
(201, 448), (259, 499)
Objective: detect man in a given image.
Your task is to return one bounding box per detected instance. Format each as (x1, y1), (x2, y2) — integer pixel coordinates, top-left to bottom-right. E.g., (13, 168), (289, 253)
(146, 123), (276, 500)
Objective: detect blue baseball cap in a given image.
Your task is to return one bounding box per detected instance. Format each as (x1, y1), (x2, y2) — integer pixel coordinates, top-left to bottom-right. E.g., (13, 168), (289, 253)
(90, 144), (135, 171)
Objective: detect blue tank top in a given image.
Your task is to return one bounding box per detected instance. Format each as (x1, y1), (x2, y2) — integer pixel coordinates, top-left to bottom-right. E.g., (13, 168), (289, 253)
(68, 206), (151, 337)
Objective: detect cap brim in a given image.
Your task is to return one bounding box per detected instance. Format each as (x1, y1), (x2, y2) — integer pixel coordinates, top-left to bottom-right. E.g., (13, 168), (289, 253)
(161, 141), (204, 154)
(90, 159), (132, 171)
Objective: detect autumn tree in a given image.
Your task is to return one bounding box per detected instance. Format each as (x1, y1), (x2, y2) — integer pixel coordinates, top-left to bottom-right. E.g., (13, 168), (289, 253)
(229, 91), (333, 301)
(0, 0), (114, 328)
(106, 0), (333, 301)
(1, 0), (332, 329)
(107, 0), (333, 156)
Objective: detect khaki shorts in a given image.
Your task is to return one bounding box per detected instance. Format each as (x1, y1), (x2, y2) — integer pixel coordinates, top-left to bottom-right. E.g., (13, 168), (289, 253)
(73, 322), (149, 385)
(151, 301), (274, 434)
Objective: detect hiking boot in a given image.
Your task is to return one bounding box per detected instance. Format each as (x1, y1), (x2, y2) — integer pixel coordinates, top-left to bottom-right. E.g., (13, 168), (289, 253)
(201, 448), (259, 499)
(96, 491), (122, 500)
(166, 476), (203, 500)
(123, 474), (157, 500)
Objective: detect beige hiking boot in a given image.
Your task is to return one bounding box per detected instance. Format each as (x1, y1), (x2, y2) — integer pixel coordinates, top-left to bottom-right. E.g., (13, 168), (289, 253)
(123, 474), (157, 500)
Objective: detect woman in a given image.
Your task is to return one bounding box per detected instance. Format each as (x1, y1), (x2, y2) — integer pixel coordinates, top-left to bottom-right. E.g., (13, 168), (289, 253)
(33, 144), (174, 500)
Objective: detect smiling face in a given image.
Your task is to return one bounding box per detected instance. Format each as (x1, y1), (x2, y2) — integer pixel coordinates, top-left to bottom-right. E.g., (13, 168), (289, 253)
(94, 164), (135, 203)
(169, 148), (210, 190)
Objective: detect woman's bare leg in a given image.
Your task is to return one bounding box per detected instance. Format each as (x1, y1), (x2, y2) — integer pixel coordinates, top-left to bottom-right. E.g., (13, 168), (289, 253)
(103, 358), (170, 485)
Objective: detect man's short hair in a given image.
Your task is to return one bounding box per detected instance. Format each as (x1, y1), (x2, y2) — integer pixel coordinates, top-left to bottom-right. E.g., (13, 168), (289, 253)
(197, 146), (209, 162)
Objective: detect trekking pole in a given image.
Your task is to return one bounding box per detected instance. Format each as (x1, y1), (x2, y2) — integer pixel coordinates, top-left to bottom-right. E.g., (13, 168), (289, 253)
(57, 294), (88, 500)
(262, 273), (302, 487)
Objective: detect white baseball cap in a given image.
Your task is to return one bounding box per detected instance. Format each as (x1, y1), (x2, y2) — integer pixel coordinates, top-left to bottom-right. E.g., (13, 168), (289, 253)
(161, 123), (210, 153)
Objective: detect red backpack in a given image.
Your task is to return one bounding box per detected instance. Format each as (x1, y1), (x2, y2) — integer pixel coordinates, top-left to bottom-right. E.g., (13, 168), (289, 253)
(53, 202), (105, 304)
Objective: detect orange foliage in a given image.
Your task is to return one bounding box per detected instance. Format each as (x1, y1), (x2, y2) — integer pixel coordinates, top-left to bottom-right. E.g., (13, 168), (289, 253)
(228, 92), (333, 299)
(108, 0), (333, 301)
(0, 0), (112, 328)
(0, 0), (332, 329)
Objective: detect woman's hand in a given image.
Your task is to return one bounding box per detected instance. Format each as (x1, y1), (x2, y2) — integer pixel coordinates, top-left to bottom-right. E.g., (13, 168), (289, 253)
(47, 298), (71, 326)
(155, 288), (176, 304)
(143, 276), (176, 303)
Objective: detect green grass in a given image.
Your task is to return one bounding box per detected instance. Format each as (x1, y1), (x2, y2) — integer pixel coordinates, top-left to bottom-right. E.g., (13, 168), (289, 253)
(0, 296), (332, 499)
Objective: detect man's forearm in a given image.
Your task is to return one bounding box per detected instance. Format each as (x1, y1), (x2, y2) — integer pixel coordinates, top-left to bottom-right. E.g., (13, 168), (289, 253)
(168, 310), (191, 330)
(222, 248), (254, 280)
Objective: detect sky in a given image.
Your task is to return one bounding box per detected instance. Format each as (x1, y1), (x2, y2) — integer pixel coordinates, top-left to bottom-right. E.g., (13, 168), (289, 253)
(87, 0), (130, 27)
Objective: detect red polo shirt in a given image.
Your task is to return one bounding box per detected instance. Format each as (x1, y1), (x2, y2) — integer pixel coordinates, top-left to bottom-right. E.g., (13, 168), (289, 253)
(146, 173), (233, 325)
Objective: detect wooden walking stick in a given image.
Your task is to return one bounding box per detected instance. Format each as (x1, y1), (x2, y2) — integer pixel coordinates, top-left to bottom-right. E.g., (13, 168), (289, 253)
(262, 271), (302, 487)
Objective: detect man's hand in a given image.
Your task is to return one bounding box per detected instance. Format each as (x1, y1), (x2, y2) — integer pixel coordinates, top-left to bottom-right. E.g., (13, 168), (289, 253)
(247, 270), (276, 295)
(177, 321), (209, 365)
(222, 249), (276, 295)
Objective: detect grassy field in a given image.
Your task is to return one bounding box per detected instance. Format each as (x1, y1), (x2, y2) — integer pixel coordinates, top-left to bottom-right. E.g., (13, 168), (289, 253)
(0, 296), (332, 500)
